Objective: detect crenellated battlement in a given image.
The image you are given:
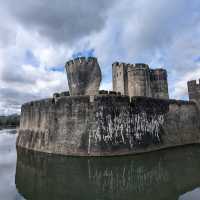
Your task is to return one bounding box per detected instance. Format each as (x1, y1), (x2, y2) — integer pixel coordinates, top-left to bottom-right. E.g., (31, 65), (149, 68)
(112, 62), (149, 71)
(66, 57), (98, 68)
(132, 63), (149, 70)
(150, 68), (168, 81)
(112, 62), (128, 68)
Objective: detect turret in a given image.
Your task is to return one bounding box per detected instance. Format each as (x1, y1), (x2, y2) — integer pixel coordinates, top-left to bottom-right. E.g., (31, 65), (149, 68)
(65, 57), (102, 96)
(112, 62), (129, 95)
(150, 68), (169, 99)
(187, 79), (200, 102)
(127, 63), (152, 97)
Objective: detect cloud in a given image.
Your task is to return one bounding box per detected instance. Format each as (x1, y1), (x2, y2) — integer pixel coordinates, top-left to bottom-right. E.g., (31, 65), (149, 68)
(0, 64), (67, 115)
(85, 0), (200, 98)
(1, 0), (115, 45)
(171, 66), (200, 99)
(0, 0), (200, 114)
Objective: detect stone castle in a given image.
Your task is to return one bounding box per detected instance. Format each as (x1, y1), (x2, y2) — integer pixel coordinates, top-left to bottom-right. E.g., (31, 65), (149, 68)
(17, 57), (200, 156)
(112, 62), (169, 99)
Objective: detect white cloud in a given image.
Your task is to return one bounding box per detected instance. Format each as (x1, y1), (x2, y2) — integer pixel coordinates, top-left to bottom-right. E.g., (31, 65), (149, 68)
(86, 0), (200, 99)
(171, 66), (200, 99)
(0, 0), (200, 114)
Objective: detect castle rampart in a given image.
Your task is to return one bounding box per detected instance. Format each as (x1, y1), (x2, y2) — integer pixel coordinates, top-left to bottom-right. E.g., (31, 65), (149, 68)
(17, 95), (200, 156)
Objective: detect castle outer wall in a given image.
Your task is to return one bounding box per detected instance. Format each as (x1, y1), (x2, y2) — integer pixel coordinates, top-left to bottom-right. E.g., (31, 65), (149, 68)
(17, 95), (200, 156)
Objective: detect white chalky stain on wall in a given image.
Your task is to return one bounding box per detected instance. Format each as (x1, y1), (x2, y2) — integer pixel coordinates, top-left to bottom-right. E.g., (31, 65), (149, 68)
(90, 106), (164, 148)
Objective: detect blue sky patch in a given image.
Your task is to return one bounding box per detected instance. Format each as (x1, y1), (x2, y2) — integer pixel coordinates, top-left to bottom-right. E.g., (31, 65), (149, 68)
(49, 66), (65, 72)
(24, 50), (40, 67)
(194, 56), (200, 63)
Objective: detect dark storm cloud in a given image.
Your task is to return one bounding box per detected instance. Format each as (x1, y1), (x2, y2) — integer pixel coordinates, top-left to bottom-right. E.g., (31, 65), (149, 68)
(1, 0), (116, 44)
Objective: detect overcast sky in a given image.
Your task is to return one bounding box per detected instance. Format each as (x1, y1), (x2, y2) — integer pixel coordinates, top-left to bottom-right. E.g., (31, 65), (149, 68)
(0, 0), (200, 115)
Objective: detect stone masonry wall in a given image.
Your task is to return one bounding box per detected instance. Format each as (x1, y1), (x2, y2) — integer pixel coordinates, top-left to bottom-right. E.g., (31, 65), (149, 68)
(17, 96), (200, 156)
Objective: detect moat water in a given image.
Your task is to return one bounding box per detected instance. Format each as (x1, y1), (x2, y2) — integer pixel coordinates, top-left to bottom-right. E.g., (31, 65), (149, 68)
(1, 129), (200, 200)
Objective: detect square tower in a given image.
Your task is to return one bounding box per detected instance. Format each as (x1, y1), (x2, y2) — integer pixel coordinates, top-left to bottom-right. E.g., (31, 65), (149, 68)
(112, 62), (128, 95)
(188, 79), (200, 101)
(127, 64), (152, 97)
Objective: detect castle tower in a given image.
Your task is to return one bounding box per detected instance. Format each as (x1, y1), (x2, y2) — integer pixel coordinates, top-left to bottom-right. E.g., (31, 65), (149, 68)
(150, 69), (169, 99)
(65, 57), (102, 96)
(187, 79), (200, 102)
(112, 62), (128, 95)
(127, 64), (152, 97)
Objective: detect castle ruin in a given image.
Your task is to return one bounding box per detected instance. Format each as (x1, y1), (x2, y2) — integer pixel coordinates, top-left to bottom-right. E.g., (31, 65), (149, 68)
(65, 57), (102, 96)
(188, 80), (200, 104)
(112, 62), (169, 99)
(17, 56), (200, 157)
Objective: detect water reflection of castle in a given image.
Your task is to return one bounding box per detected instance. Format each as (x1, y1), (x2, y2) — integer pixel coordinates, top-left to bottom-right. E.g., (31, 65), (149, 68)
(16, 146), (200, 200)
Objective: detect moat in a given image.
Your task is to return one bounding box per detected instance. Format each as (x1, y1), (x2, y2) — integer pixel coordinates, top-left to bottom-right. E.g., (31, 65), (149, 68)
(1, 129), (200, 200)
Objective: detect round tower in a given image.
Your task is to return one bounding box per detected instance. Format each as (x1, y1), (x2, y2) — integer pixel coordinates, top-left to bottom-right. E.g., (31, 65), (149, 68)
(112, 62), (128, 95)
(65, 57), (102, 96)
(127, 63), (152, 97)
(150, 69), (169, 99)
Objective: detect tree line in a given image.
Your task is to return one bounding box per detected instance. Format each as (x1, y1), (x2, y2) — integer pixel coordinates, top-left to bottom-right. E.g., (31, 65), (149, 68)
(0, 114), (20, 129)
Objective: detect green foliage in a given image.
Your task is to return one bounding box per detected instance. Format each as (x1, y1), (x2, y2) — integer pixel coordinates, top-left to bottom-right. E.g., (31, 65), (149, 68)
(0, 114), (20, 128)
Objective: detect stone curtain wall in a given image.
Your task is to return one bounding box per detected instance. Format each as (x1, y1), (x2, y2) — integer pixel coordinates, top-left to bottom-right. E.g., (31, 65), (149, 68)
(89, 97), (168, 153)
(17, 96), (200, 156)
